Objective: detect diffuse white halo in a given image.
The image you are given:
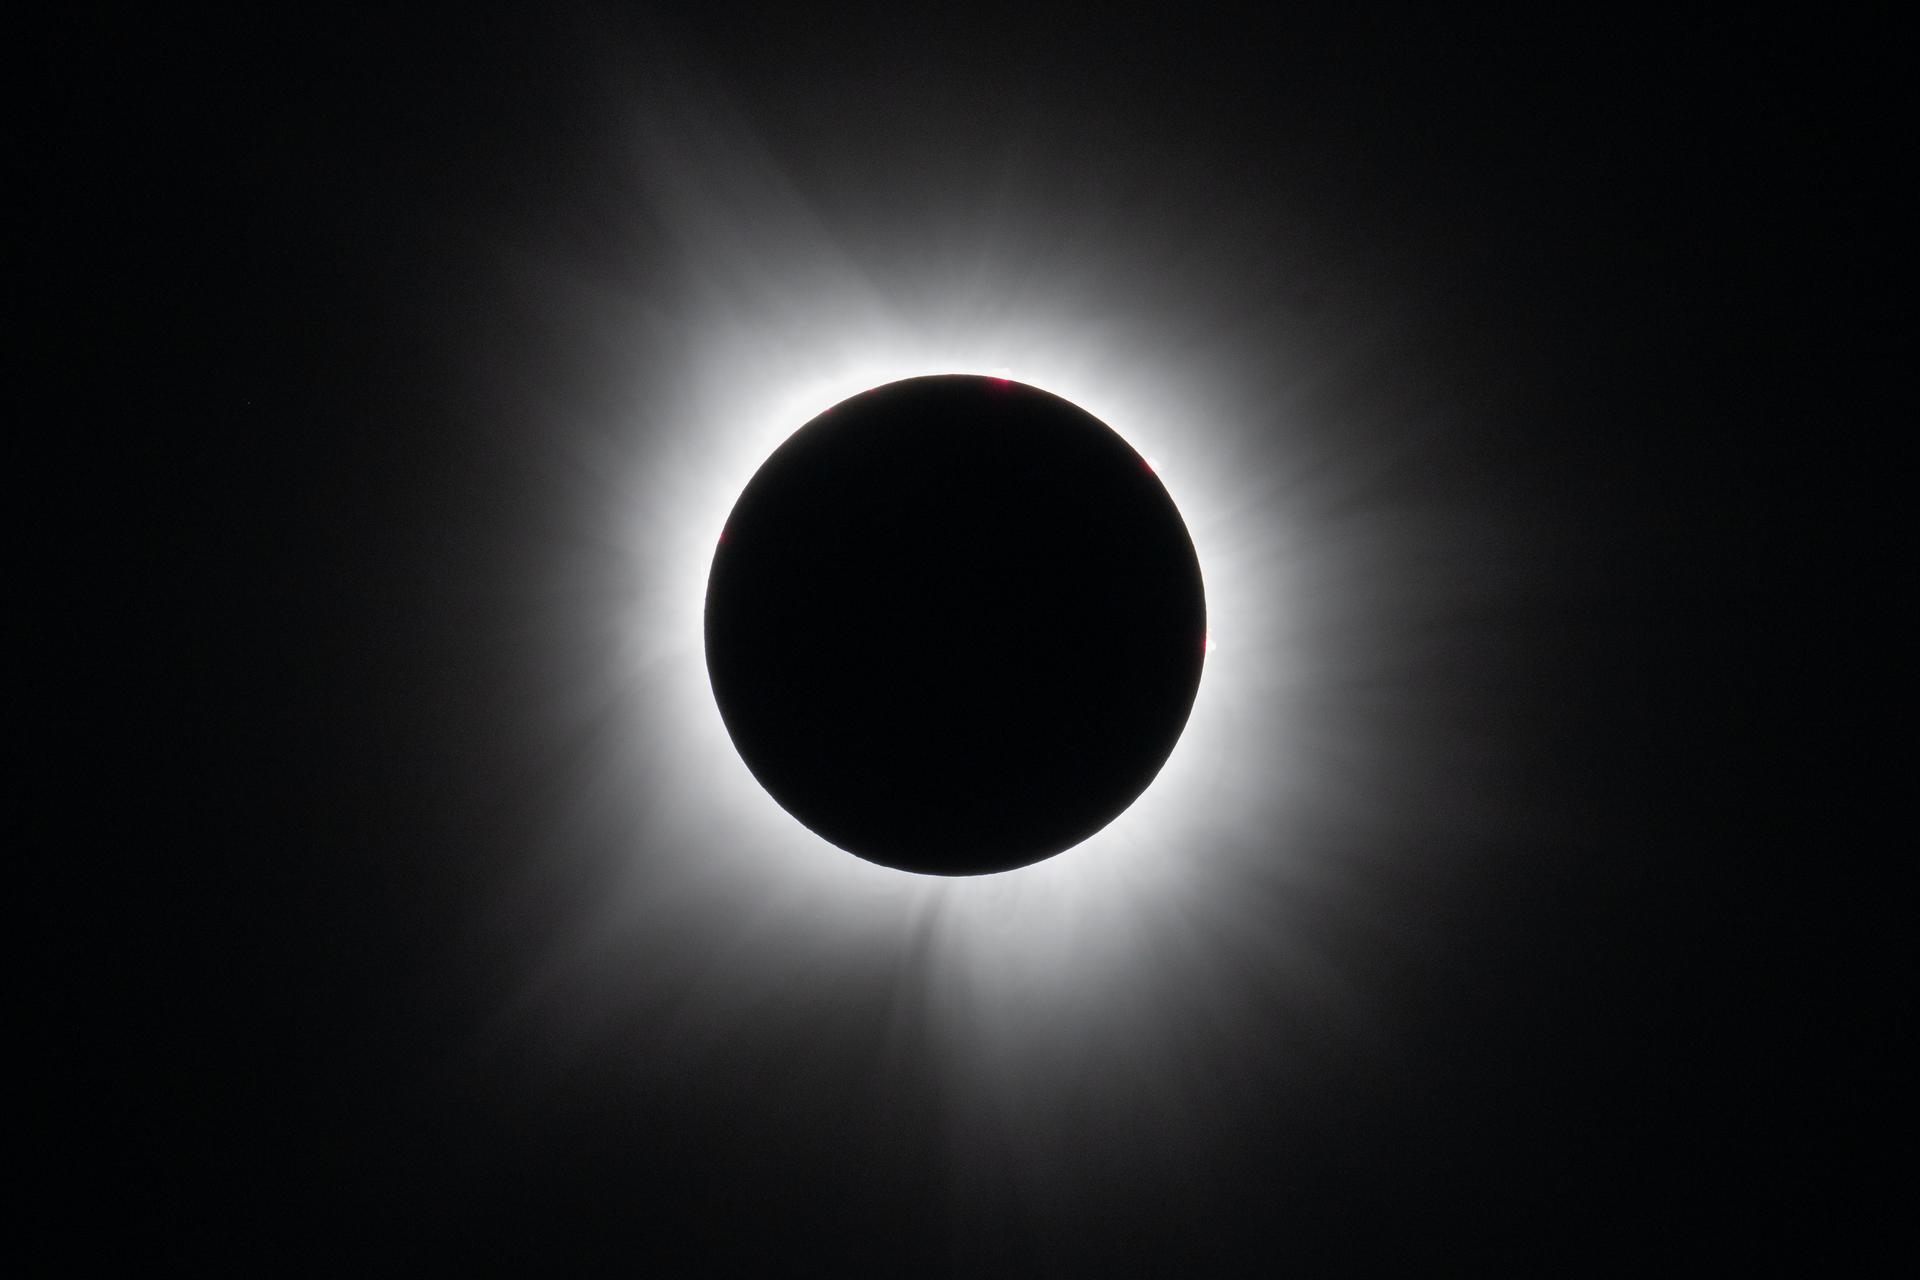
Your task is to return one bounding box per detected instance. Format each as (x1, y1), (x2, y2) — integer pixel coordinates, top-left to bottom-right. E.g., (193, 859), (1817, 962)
(469, 68), (1457, 1167)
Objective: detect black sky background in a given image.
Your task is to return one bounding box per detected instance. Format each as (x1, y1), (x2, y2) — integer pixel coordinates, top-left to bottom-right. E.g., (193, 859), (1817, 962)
(65, 5), (1893, 1271)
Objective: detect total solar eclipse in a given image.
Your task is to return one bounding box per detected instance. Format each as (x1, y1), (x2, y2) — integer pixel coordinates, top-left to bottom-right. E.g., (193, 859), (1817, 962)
(704, 374), (1207, 876)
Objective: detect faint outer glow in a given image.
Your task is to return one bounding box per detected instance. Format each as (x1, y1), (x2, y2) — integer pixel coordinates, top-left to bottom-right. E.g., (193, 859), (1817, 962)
(465, 55), (1517, 1193)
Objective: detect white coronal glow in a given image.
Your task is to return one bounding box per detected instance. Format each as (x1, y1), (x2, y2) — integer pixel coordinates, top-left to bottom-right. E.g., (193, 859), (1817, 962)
(561, 293), (1332, 1124)
(607, 335), (1274, 1005)
(474, 66), (1487, 1182)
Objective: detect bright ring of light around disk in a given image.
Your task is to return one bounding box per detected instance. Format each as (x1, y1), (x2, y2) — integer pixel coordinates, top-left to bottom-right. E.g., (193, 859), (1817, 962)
(595, 306), (1288, 1029)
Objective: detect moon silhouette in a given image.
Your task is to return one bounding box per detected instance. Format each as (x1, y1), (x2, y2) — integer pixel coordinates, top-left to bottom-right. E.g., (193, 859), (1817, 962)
(704, 374), (1207, 876)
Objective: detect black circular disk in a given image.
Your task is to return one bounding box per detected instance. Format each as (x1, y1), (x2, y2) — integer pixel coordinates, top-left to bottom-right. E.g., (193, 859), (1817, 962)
(704, 374), (1206, 876)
